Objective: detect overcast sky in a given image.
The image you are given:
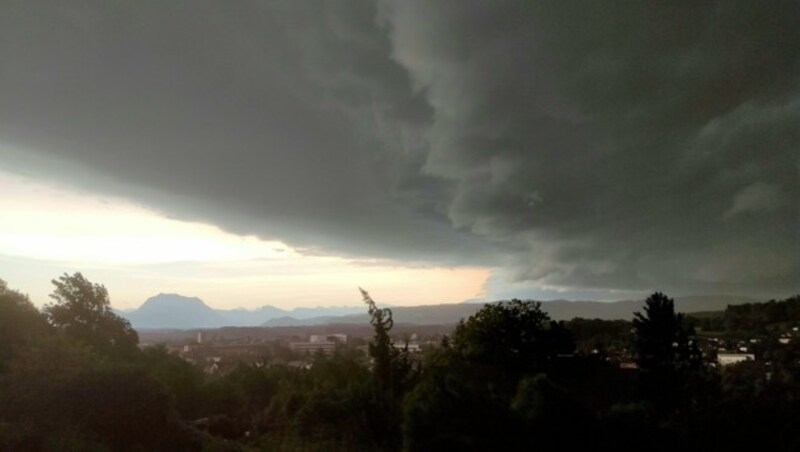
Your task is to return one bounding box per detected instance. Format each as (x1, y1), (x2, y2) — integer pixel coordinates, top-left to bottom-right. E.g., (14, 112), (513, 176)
(1, 1), (798, 309)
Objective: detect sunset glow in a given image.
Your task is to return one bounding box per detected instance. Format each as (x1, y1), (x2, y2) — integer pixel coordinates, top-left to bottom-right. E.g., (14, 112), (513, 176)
(0, 171), (489, 309)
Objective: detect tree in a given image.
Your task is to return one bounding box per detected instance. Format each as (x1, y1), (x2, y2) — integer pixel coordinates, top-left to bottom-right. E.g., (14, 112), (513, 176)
(56, 366), (193, 450)
(361, 288), (394, 390)
(139, 345), (205, 418)
(450, 299), (574, 385)
(402, 371), (511, 451)
(360, 288), (410, 450)
(511, 374), (596, 451)
(43, 273), (138, 358)
(402, 301), (575, 450)
(632, 292), (703, 413)
(0, 279), (49, 371)
(632, 292), (700, 373)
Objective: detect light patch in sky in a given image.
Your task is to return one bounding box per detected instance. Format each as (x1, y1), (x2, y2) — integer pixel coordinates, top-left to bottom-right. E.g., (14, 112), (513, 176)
(0, 171), (290, 264)
(0, 171), (489, 309)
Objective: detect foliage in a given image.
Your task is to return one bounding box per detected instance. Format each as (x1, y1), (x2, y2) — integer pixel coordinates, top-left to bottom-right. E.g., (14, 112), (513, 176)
(450, 299), (574, 389)
(259, 353), (381, 450)
(0, 279), (50, 372)
(403, 300), (577, 451)
(726, 296), (800, 331)
(0, 337), (198, 450)
(43, 272), (139, 358)
(690, 296), (800, 337)
(402, 372), (512, 451)
(565, 318), (632, 355)
(632, 292), (705, 414)
(360, 287), (396, 392)
(58, 366), (184, 449)
(139, 345), (206, 417)
(511, 374), (596, 451)
(633, 292), (702, 373)
(4, 274), (800, 450)
(360, 288), (412, 450)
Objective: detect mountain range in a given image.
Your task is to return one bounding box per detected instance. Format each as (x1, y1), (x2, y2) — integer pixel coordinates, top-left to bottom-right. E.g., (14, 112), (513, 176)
(120, 293), (369, 329)
(119, 293), (759, 330)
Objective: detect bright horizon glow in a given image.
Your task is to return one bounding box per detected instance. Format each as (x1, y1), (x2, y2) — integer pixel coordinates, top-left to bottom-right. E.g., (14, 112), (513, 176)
(0, 172), (292, 264)
(0, 171), (490, 310)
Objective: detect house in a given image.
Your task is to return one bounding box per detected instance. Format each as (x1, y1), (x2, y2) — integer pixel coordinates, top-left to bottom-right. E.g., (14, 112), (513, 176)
(393, 342), (422, 353)
(717, 353), (755, 366)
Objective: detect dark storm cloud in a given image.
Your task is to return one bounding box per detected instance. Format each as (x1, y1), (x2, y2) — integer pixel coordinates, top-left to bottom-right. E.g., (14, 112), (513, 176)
(382, 0), (799, 296)
(1, 1), (798, 297)
(0, 0), (497, 264)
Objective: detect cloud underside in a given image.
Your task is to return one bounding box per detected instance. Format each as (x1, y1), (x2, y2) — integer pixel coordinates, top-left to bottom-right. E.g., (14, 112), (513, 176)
(1, 0), (798, 297)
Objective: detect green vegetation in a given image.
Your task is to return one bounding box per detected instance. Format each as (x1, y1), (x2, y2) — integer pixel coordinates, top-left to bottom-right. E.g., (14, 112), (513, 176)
(690, 295), (800, 337)
(2, 274), (800, 450)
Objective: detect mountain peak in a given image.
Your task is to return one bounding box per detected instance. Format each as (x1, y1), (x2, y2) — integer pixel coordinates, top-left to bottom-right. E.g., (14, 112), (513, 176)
(142, 293), (207, 307)
(126, 293), (223, 329)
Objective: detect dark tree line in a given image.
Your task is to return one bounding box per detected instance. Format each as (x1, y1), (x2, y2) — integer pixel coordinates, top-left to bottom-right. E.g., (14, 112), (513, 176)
(0, 274), (214, 450)
(2, 274), (800, 450)
(691, 295), (800, 337)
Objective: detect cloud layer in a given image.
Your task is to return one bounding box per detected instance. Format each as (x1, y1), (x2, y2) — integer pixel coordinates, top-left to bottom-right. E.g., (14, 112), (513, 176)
(2, 1), (798, 298)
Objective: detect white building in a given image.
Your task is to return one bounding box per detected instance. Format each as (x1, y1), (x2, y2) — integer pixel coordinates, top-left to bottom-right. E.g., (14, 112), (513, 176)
(393, 342), (422, 353)
(717, 353), (755, 366)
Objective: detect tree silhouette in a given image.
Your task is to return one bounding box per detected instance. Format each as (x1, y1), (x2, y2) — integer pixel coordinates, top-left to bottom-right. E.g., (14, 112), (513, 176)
(360, 288), (410, 449)
(403, 300), (576, 450)
(632, 292), (702, 413)
(633, 292), (700, 372)
(43, 272), (138, 358)
(451, 299), (574, 385)
(0, 279), (49, 371)
(361, 287), (395, 394)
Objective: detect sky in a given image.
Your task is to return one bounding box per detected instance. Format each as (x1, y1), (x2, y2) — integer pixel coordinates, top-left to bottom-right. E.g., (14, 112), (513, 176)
(1, 1), (798, 310)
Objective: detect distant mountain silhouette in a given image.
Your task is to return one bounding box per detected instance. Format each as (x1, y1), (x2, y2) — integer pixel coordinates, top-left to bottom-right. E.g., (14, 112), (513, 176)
(287, 306), (367, 319)
(122, 294), (369, 329)
(125, 293), (228, 329)
(121, 293), (759, 330)
(316, 303), (482, 326)
(265, 295), (760, 326)
(261, 315), (342, 327)
(218, 306), (289, 326)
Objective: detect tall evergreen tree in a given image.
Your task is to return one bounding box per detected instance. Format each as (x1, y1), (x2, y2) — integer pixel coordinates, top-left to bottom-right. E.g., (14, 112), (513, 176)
(361, 287), (395, 395)
(361, 288), (409, 450)
(632, 292), (703, 413)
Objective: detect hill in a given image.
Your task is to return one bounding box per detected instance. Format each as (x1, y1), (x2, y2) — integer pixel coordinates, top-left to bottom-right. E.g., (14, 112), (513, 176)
(122, 295), (367, 329)
(122, 293), (759, 330)
(273, 295), (759, 326)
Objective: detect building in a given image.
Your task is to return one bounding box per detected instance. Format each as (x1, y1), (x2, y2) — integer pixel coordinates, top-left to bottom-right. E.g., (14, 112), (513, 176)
(717, 353), (755, 366)
(310, 334), (348, 344)
(289, 341), (337, 355)
(393, 342), (422, 353)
